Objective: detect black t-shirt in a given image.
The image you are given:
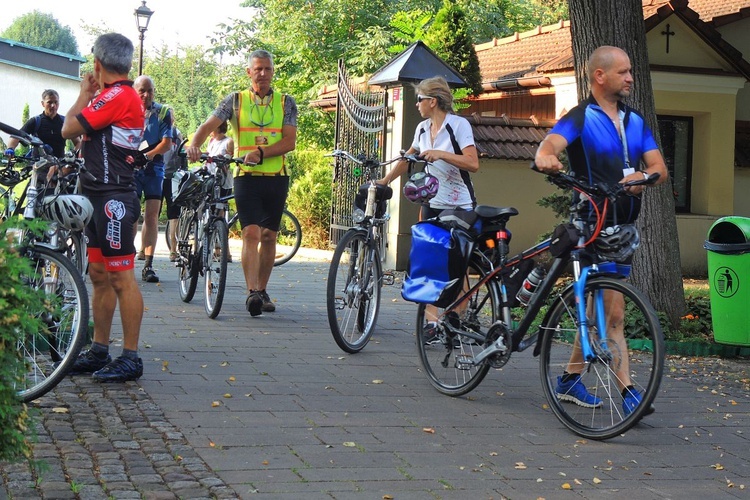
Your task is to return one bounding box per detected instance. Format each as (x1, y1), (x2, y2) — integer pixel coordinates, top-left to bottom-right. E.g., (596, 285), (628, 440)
(20, 114), (67, 157)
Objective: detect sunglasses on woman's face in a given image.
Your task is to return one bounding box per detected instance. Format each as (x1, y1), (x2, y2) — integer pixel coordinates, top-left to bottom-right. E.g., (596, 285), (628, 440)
(417, 95), (434, 103)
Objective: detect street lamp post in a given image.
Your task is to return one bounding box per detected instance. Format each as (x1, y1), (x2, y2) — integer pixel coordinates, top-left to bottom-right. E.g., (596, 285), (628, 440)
(134, 0), (154, 76)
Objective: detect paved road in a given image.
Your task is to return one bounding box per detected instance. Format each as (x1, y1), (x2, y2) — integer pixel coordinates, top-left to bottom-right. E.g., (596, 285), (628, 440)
(2, 242), (749, 499)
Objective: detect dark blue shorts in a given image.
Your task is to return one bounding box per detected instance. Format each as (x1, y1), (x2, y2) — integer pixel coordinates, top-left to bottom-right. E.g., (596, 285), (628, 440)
(135, 166), (165, 201)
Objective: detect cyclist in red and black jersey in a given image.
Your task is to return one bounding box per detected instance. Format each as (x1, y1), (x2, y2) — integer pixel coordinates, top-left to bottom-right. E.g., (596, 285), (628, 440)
(62, 33), (147, 383)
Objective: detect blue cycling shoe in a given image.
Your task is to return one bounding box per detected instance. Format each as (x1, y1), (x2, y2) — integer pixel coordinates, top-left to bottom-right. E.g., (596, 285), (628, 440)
(622, 388), (656, 417)
(556, 374), (603, 408)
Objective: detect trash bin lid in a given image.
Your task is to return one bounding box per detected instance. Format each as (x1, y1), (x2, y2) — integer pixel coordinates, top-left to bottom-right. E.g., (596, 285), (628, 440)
(705, 216), (750, 254)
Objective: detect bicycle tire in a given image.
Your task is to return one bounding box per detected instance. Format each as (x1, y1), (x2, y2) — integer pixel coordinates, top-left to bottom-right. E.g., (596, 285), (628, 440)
(204, 218), (229, 319)
(274, 209), (302, 267)
(177, 210), (200, 302)
(16, 245), (89, 402)
(165, 219), (172, 252)
(415, 254), (498, 396)
(538, 276), (664, 440)
(55, 229), (87, 276)
(326, 229), (382, 353)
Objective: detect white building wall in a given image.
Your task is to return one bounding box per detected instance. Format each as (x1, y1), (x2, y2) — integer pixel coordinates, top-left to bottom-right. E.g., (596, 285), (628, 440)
(0, 63), (81, 144)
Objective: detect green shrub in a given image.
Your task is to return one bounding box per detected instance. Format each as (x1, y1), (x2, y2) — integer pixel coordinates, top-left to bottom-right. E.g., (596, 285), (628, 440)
(286, 149), (333, 249)
(0, 221), (48, 461)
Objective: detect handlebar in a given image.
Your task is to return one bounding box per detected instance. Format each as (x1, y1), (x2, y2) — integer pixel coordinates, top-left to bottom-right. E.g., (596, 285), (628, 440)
(198, 153), (248, 166)
(327, 149), (429, 168)
(530, 161), (659, 202)
(0, 120), (45, 149)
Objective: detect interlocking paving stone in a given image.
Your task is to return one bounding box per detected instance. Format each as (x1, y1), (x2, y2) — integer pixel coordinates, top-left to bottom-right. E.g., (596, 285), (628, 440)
(1, 246), (748, 499)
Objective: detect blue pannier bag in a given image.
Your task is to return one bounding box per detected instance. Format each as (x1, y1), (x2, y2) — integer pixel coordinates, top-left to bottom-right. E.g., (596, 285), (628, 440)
(401, 219), (474, 308)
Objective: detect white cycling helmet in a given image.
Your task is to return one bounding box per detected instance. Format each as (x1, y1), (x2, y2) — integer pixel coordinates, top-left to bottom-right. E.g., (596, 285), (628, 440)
(39, 194), (94, 231)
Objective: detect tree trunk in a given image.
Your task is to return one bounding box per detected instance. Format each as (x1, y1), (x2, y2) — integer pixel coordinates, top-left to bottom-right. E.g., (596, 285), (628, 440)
(568, 0), (686, 326)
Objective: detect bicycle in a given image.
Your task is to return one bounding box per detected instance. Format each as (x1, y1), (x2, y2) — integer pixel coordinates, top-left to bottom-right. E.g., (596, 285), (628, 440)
(325, 150), (404, 353)
(412, 168), (664, 440)
(0, 121), (91, 402)
(173, 153), (242, 318)
(165, 180), (301, 268)
(1, 146), (89, 275)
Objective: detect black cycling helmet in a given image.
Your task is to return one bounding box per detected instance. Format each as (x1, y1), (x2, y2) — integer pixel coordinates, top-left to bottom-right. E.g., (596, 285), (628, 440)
(172, 170), (203, 207)
(594, 224), (641, 262)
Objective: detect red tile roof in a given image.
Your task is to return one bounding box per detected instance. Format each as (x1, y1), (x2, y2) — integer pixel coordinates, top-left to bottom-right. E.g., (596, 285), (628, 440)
(475, 21), (572, 82)
(643, 0), (750, 24)
(476, 0), (750, 84)
(467, 115), (554, 161)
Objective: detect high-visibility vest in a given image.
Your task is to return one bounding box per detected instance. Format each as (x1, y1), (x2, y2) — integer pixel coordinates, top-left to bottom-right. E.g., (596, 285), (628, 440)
(232, 90), (287, 176)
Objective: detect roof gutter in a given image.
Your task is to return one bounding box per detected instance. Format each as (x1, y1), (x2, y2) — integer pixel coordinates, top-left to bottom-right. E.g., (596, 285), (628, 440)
(482, 75), (552, 92)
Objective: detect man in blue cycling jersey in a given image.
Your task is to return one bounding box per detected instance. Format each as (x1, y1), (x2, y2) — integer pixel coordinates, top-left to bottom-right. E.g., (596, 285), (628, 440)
(133, 75), (174, 283)
(534, 46), (668, 417)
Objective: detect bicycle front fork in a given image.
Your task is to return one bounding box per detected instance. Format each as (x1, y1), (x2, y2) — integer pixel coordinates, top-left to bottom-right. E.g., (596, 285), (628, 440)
(573, 265), (611, 363)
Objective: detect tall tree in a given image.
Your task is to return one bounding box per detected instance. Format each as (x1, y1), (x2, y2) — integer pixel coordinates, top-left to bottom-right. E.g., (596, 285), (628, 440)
(425, 0), (483, 96)
(1, 11), (79, 55)
(567, 0), (685, 325)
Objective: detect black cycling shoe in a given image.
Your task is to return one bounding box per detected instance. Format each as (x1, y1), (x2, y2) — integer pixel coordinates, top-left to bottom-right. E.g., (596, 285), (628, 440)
(68, 349), (112, 376)
(142, 266), (159, 283)
(246, 290), (263, 317)
(259, 290), (276, 312)
(92, 356), (143, 383)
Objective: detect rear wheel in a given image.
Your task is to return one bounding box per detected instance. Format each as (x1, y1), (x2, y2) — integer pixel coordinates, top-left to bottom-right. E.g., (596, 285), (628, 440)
(415, 254), (498, 396)
(326, 229), (381, 353)
(204, 219), (228, 319)
(274, 209), (302, 267)
(538, 277), (664, 440)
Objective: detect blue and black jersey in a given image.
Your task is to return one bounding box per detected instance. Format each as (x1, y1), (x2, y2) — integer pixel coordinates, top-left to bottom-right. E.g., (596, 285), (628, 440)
(550, 95), (659, 224)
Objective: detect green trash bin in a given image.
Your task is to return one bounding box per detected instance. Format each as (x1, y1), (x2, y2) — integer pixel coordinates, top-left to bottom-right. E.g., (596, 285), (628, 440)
(704, 217), (750, 346)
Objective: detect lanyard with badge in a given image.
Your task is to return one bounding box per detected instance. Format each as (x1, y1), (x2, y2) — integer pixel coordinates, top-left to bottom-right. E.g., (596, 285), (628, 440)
(618, 109), (634, 177)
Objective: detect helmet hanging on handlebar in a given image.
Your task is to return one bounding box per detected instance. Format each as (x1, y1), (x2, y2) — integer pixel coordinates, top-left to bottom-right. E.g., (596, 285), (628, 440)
(593, 224), (641, 262)
(403, 170), (439, 204)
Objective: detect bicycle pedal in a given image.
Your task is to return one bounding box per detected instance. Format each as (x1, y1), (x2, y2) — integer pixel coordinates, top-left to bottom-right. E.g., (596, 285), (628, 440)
(454, 353), (475, 370)
(381, 272), (395, 286)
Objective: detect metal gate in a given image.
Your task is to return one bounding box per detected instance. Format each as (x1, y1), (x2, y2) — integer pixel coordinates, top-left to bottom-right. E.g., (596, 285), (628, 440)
(330, 59), (388, 244)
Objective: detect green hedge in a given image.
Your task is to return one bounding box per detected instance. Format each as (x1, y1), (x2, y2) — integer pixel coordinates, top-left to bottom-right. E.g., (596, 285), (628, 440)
(0, 221), (48, 461)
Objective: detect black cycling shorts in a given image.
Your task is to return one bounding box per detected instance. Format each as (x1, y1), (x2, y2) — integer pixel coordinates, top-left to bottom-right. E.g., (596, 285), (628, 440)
(85, 191), (140, 271)
(232, 175), (289, 232)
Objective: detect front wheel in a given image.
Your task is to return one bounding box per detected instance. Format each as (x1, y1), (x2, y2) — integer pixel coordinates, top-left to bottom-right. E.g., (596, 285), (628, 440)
(204, 219), (228, 319)
(326, 229), (382, 353)
(538, 277), (664, 440)
(16, 246), (89, 402)
(415, 254), (498, 396)
(274, 209), (302, 267)
(177, 210), (200, 303)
